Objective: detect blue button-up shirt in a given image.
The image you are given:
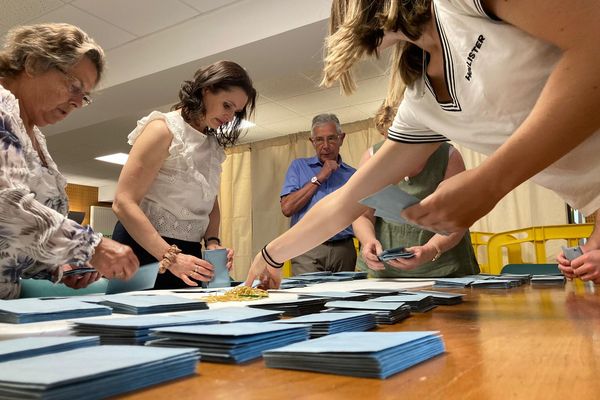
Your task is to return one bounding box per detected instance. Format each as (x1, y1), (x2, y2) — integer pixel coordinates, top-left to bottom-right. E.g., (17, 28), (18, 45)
(280, 156), (356, 241)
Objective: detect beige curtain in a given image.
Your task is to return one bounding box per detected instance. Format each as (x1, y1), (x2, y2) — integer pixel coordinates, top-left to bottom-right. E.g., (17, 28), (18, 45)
(219, 118), (569, 278)
(219, 144), (253, 281)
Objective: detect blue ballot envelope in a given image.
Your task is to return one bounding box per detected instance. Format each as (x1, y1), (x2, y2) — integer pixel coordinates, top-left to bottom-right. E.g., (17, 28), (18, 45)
(203, 249), (230, 288)
(105, 262), (159, 294)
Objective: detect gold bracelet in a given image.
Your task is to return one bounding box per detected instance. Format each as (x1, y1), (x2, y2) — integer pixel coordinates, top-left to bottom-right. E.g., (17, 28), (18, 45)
(158, 244), (182, 273)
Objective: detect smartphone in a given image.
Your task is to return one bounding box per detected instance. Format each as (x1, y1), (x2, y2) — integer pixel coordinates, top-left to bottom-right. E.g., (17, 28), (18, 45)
(562, 246), (583, 261)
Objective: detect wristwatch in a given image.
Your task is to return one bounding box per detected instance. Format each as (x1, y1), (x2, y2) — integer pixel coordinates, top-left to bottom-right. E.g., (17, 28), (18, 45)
(310, 176), (321, 186)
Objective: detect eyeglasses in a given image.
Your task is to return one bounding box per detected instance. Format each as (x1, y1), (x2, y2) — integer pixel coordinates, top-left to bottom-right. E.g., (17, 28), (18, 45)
(311, 135), (340, 145)
(58, 69), (92, 107)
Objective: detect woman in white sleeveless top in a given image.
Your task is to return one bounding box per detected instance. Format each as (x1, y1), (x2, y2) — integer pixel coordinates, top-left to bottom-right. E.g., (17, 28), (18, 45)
(112, 61), (256, 289)
(245, 0), (600, 287)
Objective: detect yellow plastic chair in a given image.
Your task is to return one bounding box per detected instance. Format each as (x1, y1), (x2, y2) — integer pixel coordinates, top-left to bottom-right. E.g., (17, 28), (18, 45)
(487, 224), (593, 274)
(282, 260), (292, 278)
(470, 232), (494, 273)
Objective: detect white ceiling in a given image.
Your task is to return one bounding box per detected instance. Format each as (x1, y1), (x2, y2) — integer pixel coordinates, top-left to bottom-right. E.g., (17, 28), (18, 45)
(1, 0), (391, 187)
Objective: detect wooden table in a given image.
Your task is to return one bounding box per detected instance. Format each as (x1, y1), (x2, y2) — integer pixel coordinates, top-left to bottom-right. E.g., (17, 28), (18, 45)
(120, 282), (600, 400)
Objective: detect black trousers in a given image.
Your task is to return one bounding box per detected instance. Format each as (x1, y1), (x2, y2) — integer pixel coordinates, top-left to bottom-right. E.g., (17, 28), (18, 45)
(112, 221), (203, 289)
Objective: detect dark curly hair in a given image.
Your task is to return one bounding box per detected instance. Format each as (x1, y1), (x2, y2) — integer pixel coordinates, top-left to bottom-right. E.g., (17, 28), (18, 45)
(171, 60), (257, 147)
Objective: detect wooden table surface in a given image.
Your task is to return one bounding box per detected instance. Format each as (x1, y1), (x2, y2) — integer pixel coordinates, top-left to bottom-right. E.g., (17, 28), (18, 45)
(119, 282), (600, 400)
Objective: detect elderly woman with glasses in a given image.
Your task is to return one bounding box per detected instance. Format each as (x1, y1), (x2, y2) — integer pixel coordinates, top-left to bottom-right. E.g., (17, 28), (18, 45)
(0, 23), (139, 299)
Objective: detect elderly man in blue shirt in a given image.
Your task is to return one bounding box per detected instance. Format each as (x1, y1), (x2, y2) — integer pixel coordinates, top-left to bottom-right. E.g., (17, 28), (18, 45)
(280, 113), (357, 275)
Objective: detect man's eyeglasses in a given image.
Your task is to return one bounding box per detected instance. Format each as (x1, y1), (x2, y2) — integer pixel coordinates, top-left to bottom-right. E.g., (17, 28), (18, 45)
(58, 69), (92, 107)
(311, 135), (340, 145)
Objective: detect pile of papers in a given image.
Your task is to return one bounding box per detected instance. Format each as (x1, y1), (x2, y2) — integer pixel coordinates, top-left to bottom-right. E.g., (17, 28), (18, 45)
(0, 336), (99, 362)
(70, 314), (218, 344)
(402, 290), (464, 305)
(324, 300), (411, 324)
(331, 271), (368, 280)
(433, 277), (476, 289)
(187, 307), (283, 323)
(93, 294), (208, 314)
(0, 345), (200, 399)
(248, 298), (327, 316)
(351, 288), (401, 298)
(0, 298), (111, 323)
(531, 275), (566, 286)
(147, 322), (310, 364)
(275, 312), (376, 338)
(279, 279), (308, 289)
(469, 279), (518, 289)
(368, 294), (437, 313)
(291, 275), (353, 283)
(263, 331), (445, 379)
(297, 291), (371, 301)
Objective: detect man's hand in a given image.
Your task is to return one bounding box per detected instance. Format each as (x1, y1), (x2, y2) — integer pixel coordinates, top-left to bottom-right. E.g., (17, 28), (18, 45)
(317, 160), (340, 182)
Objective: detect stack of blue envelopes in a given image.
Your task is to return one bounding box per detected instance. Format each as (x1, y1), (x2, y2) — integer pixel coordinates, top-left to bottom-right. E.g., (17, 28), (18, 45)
(500, 273), (531, 284)
(401, 290), (464, 305)
(469, 279), (517, 289)
(531, 274), (566, 286)
(350, 288), (401, 298)
(377, 246), (415, 261)
(324, 300), (411, 324)
(275, 312), (376, 338)
(89, 294), (208, 314)
(433, 277), (476, 288)
(0, 336), (99, 362)
(331, 271), (368, 279)
(368, 294), (437, 313)
(297, 291), (371, 301)
(147, 322), (310, 364)
(292, 275), (353, 283)
(187, 306), (283, 323)
(248, 298), (327, 316)
(279, 279), (308, 289)
(263, 331), (445, 379)
(70, 314), (218, 344)
(0, 298), (111, 323)
(0, 345), (199, 399)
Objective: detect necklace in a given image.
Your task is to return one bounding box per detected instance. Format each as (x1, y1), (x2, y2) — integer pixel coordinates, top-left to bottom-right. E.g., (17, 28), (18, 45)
(404, 176), (411, 185)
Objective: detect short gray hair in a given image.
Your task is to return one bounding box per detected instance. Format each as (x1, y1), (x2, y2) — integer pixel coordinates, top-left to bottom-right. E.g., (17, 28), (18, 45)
(311, 113), (342, 136)
(0, 23), (105, 83)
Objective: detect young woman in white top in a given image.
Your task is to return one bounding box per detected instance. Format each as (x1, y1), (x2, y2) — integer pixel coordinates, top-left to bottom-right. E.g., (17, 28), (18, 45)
(112, 61), (256, 289)
(244, 0), (600, 288)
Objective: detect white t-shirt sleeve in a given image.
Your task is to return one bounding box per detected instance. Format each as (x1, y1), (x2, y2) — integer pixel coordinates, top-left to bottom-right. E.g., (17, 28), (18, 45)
(387, 99), (449, 144)
(445, 0), (498, 20)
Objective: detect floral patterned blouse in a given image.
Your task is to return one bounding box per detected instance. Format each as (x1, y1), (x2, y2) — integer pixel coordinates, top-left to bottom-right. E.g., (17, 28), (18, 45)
(0, 84), (102, 299)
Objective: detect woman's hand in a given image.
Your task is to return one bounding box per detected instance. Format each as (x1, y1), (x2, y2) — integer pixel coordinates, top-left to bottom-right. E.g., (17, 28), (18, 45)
(402, 168), (502, 235)
(385, 244), (437, 271)
(168, 253), (214, 286)
(244, 252), (281, 289)
(89, 237), (139, 280)
(360, 240), (385, 271)
(60, 265), (102, 289)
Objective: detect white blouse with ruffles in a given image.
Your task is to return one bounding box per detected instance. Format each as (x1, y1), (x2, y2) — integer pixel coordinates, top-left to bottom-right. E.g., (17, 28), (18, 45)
(128, 111), (225, 242)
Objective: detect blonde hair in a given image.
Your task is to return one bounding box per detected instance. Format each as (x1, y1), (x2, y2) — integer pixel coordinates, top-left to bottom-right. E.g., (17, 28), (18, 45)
(0, 23), (105, 83)
(322, 0), (431, 106)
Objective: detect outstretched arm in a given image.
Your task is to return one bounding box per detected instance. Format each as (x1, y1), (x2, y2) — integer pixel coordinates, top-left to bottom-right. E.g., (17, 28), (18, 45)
(245, 140), (440, 286)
